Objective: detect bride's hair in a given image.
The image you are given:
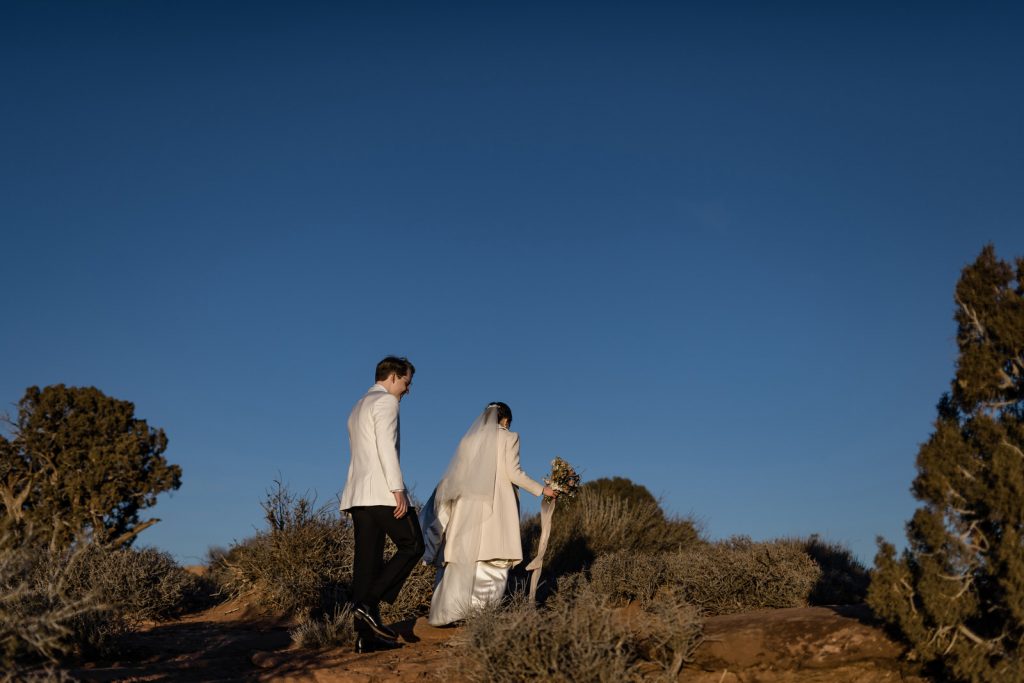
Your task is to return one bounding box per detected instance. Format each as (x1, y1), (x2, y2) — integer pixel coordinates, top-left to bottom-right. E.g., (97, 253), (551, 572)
(487, 401), (512, 425)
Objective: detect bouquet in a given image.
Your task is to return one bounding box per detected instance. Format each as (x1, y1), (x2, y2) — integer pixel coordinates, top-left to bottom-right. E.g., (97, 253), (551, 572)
(543, 457), (581, 499)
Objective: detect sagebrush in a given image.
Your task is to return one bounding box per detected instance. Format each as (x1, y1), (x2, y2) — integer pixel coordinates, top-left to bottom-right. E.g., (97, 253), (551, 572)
(448, 586), (702, 682)
(587, 537), (821, 616)
(212, 481), (434, 625)
(521, 483), (702, 580)
(0, 529), (108, 669)
(1, 525), (206, 672)
(210, 481), (355, 617)
(290, 603), (356, 649)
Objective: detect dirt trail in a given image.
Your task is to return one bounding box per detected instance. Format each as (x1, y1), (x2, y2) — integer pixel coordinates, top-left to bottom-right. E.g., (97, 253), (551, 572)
(68, 602), (927, 682)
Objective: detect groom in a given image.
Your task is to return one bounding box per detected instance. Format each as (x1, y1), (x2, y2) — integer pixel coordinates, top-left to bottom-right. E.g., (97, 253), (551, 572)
(340, 356), (424, 653)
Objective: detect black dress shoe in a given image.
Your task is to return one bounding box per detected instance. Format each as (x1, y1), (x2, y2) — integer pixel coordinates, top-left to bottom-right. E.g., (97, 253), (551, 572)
(353, 602), (398, 641)
(354, 634), (402, 654)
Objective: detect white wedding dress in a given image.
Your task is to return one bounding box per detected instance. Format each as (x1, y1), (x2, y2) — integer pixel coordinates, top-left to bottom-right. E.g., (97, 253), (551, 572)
(419, 405), (542, 626)
(421, 493), (515, 625)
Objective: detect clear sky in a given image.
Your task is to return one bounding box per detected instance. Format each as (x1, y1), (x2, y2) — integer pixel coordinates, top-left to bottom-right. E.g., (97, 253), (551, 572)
(2, 1), (1022, 565)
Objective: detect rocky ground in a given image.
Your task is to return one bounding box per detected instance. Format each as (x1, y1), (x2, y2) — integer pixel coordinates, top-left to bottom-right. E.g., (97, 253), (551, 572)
(68, 601), (928, 682)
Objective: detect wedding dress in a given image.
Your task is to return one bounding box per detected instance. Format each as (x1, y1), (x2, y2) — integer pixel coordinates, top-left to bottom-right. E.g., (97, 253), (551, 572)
(419, 404), (544, 626)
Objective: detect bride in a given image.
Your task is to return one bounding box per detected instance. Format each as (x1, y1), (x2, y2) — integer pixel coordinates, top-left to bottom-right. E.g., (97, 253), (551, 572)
(420, 402), (558, 626)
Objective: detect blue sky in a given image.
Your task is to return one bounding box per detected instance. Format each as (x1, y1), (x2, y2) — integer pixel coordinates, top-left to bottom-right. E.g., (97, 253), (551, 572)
(2, 1), (1022, 565)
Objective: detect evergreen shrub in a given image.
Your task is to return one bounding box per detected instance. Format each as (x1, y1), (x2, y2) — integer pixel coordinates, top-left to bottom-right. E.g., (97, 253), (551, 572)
(869, 246), (1024, 683)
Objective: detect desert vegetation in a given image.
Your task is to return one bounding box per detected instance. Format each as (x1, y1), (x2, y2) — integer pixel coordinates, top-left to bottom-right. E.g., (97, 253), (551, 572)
(0, 385), (182, 549)
(870, 245), (1024, 683)
(448, 586), (703, 682)
(0, 387), (874, 679)
(0, 522), (210, 676)
(0, 385), (204, 676)
(208, 480), (436, 646)
(520, 477), (703, 581)
(443, 477), (869, 680)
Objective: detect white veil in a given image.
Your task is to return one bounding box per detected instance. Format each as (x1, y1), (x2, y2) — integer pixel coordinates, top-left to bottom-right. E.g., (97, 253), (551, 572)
(420, 404), (501, 623)
(434, 404), (500, 514)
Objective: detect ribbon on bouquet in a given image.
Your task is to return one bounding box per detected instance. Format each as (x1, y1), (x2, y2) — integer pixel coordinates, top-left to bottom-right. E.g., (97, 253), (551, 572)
(525, 495), (557, 602)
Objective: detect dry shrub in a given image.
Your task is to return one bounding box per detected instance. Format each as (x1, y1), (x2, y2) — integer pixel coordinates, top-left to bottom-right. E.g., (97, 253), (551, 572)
(290, 603), (356, 649)
(665, 537), (821, 615)
(582, 477), (661, 507)
(1, 521), (215, 674)
(63, 546), (209, 624)
(523, 486), (702, 578)
(633, 587), (704, 678)
(780, 535), (869, 605)
(588, 550), (668, 608)
(449, 586), (703, 682)
(450, 591), (636, 682)
(1, 666), (76, 683)
(213, 481), (354, 616)
(588, 537), (864, 614)
(0, 527), (110, 670)
(215, 481), (434, 623)
(2, 536), (212, 671)
(540, 570), (590, 610)
(381, 556), (435, 623)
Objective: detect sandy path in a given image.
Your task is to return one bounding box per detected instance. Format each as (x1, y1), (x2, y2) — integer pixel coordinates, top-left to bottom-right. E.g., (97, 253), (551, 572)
(67, 602), (928, 682)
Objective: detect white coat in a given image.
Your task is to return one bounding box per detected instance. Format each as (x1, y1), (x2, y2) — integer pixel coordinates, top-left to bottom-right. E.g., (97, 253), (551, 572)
(339, 384), (405, 511)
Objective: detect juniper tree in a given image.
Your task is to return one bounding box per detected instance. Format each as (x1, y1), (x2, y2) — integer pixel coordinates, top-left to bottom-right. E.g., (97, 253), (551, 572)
(868, 245), (1024, 682)
(0, 385), (181, 548)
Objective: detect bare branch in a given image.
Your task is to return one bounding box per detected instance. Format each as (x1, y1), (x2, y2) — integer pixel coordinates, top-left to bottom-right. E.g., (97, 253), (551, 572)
(956, 294), (986, 339)
(108, 518), (160, 547)
(1001, 440), (1024, 460)
(957, 623), (997, 648)
(899, 578), (918, 615)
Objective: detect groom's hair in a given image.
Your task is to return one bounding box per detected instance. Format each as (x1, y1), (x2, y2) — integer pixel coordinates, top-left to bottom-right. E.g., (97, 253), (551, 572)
(488, 402), (512, 425)
(375, 356), (416, 382)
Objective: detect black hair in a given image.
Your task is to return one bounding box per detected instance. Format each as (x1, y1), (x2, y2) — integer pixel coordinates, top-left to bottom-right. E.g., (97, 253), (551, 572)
(488, 401), (512, 425)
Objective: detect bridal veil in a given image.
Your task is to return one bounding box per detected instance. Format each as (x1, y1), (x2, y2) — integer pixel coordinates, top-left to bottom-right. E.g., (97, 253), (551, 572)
(420, 404), (502, 624)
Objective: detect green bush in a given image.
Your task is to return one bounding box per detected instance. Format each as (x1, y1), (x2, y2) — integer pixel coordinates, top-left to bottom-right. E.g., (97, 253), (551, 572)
(0, 384), (181, 549)
(869, 246), (1024, 683)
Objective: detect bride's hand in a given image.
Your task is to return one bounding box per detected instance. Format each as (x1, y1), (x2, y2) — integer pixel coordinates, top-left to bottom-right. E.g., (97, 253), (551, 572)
(542, 486), (559, 499)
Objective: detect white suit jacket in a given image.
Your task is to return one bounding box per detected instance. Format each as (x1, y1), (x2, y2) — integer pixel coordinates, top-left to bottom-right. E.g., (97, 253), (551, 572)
(339, 384), (405, 511)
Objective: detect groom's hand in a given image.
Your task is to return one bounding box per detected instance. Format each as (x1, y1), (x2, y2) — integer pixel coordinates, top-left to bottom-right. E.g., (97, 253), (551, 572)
(392, 490), (409, 518)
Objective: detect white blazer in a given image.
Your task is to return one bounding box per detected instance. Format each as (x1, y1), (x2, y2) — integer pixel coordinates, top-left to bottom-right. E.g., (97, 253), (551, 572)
(339, 384), (405, 511)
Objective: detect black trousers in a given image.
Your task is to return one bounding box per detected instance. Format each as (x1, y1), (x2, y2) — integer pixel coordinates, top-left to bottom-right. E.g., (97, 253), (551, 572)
(349, 505), (425, 608)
